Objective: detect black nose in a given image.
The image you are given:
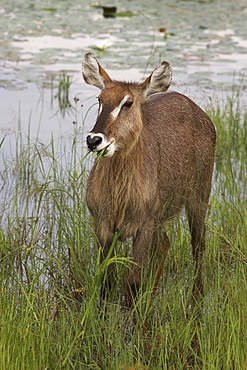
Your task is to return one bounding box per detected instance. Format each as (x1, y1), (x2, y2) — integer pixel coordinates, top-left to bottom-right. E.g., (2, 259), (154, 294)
(86, 135), (102, 151)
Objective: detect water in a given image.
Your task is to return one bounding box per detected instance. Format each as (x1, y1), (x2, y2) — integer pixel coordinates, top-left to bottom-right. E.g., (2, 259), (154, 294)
(0, 0), (247, 156)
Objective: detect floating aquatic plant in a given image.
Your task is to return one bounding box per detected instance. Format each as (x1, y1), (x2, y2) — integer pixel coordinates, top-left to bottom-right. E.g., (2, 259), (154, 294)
(91, 39), (112, 51)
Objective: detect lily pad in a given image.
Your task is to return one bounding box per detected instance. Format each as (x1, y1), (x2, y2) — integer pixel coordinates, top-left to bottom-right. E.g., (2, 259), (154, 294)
(41, 8), (57, 12)
(115, 11), (134, 17)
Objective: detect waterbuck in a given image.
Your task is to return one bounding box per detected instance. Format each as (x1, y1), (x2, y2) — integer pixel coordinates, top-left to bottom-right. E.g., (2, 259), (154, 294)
(82, 53), (216, 306)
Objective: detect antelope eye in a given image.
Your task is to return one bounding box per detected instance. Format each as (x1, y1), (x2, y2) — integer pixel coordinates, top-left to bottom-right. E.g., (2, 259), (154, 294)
(123, 101), (133, 108)
(97, 97), (101, 104)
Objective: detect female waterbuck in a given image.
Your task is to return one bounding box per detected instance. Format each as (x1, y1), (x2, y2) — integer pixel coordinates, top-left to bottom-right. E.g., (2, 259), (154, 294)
(83, 53), (216, 305)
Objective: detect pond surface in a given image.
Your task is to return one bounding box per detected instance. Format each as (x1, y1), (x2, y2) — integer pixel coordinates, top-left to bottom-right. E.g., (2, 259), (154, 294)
(0, 0), (247, 155)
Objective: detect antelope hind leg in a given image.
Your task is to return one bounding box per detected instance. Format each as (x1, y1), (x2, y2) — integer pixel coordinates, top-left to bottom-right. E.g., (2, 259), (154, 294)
(186, 201), (208, 306)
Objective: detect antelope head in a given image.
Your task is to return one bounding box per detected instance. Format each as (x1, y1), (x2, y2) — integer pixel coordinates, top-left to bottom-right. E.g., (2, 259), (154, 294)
(82, 53), (172, 157)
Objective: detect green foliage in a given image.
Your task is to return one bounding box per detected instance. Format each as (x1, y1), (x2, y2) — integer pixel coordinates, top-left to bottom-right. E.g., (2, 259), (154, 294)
(54, 71), (73, 116)
(0, 135), (5, 148)
(0, 89), (247, 369)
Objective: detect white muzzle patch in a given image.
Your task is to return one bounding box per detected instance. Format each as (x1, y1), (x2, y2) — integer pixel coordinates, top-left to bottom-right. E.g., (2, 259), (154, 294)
(87, 133), (116, 157)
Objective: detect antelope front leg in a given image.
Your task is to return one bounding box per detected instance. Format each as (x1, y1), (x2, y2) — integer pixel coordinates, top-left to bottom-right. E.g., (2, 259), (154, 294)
(126, 224), (170, 306)
(96, 235), (116, 303)
(152, 229), (170, 294)
(126, 225), (153, 303)
(100, 244), (116, 302)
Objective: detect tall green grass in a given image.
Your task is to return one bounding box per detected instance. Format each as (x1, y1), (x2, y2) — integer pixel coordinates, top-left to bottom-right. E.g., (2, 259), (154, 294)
(0, 87), (246, 369)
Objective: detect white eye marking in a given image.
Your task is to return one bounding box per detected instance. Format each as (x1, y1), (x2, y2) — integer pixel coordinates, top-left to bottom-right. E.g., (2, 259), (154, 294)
(97, 97), (102, 115)
(98, 103), (102, 115)
(111, 95), (132, 119)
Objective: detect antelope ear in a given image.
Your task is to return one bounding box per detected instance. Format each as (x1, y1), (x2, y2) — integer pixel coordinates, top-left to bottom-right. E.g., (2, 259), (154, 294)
(142, 61), (172, 97)
(82, 53), (112, 90)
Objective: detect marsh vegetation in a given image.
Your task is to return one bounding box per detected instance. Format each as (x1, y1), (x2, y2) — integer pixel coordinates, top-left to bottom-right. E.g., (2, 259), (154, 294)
(0, 82), (246, 369)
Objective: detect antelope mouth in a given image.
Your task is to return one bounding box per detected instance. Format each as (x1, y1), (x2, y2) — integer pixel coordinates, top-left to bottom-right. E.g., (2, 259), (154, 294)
(86, 133), (116, 157)
(96, 141), (115, 157)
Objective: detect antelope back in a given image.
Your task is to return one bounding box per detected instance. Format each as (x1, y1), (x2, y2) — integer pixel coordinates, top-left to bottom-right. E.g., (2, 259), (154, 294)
(82, 53), (172, 157)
